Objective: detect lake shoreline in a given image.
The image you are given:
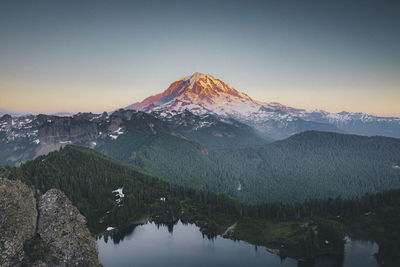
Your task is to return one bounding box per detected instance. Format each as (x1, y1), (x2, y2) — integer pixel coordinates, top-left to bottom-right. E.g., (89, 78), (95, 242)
(98, 219), (380, 266)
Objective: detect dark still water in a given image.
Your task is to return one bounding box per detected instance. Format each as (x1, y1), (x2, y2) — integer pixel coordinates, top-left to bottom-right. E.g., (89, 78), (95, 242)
(97, 221), (379, 267)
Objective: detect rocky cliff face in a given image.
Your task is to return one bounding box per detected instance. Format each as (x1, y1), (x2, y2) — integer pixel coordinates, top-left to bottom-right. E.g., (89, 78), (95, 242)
(0, 178), (37, 266)
(0, 178), (99, 267)
(38, 117), (98, 144)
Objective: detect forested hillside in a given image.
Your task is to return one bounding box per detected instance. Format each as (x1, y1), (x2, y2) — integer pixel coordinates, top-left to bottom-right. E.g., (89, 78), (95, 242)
(9, 145), (183, 232)
(6, 145), (400, 264)
(0, 109), (268, 166)
(212, 131), (400, 202)
(3, 107), (399, 204)
(113, 130), (400, 203)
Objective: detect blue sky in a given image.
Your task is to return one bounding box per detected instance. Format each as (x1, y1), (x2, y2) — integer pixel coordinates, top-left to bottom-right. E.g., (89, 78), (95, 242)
(0, 0), (399, 115)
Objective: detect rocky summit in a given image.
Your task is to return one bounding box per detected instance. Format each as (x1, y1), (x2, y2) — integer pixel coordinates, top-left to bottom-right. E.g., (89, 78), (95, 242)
(0, 177), (99, 267)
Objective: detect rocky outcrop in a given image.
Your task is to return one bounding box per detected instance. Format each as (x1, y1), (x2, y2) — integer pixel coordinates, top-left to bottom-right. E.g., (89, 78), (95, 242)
(0, 178), (37, 266)
(0, 114), (12, 124)
(38, 117), (98, 144)
(37, 189), (99, 266)
(0, 178), (99, 267)
(0, 167), (10, 179)
(221, 222), (237, 238)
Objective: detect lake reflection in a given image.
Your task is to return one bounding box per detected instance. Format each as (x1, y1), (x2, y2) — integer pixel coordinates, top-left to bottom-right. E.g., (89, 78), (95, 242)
(97, 221), (379, 267)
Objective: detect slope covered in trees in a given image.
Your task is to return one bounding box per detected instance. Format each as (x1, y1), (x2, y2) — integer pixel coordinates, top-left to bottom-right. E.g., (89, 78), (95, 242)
(212, 131), (400, 202)
(7, 145), (400, 264)
(110, 130), (400, 203)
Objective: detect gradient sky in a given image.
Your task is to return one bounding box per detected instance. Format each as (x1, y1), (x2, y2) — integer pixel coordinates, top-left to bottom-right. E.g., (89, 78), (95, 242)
(1, 0), (399, 116)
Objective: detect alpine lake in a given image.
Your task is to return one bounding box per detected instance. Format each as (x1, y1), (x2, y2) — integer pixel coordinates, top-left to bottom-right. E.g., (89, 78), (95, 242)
(97, 220), (380, 267)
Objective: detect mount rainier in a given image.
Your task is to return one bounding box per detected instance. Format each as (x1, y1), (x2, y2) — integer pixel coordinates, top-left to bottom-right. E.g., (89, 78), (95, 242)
(127, 72), (400, 140)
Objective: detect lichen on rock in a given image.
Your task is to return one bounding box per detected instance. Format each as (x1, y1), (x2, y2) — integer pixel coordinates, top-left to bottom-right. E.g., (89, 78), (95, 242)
(0, 177), (99, 267)
(0, 178), (37, 266)
(37, 189), (99, 266)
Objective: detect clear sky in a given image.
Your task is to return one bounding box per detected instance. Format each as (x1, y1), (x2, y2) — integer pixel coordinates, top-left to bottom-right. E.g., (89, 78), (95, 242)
(1, 0), (399, 116)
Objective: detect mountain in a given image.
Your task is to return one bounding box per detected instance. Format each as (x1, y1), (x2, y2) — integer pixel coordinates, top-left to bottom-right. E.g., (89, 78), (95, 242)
(0, 109), (267, 166)
(127, 72), (400, 139)
(127, 72), (260, 115)
(128, 130), (400, 203)
(0, 108), (30, 117)
(296, 110), (400, 138)
(80, 128), (400, 203)
(2, 108), (400, 203)
(0, 108), (75, 117)
(51, 111), (75, 117)
(211, 131), (400, 202)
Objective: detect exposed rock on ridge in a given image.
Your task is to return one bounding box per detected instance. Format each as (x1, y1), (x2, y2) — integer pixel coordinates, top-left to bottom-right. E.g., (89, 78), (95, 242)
(0, 178), (37, 266)
(38, 117), (98, 144)
(37, 189), (99, 266)
(0, 177), (99, 267)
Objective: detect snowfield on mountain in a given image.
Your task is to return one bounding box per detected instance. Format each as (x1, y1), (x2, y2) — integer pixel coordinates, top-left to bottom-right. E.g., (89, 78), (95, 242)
(127, 72), (400, 140)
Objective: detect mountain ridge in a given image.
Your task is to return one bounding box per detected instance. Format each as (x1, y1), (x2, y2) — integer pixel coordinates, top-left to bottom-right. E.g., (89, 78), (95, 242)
(126, 72), (400, 139)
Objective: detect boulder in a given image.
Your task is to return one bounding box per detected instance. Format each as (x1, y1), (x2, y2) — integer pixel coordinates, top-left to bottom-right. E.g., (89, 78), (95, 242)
(37, 189), (99, 266)
(0, 178), (37, 266)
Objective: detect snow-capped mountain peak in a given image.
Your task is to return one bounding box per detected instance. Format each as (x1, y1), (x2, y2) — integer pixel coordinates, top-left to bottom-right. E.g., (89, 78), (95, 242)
(126, 72), (400, 140)
(178, 72), (252, 99)
(127, 72), (260, 116)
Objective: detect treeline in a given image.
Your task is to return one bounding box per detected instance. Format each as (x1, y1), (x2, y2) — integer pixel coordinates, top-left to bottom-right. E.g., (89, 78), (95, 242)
(169, 181), (400, 223)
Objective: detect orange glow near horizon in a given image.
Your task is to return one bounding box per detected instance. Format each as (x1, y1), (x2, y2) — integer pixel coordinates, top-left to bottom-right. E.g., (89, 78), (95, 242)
(1, 1), (399, 117)
(1, 77), (399, 117)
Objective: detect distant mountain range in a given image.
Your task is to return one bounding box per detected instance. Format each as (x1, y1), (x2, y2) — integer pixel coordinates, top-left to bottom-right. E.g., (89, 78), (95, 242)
(0, 108), (30, 117)
(1, 72), (400, 203)
(2, 72), (399, 142)
(0, 109), (266, 166)
(0, 108), (75, 117)
(127, 72), (400, 140)
(1, 108), (400, 203)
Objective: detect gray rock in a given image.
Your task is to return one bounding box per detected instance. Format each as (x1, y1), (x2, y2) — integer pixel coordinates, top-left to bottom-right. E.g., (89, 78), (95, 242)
(0, 167), (10, 179)
(38, 117), (98, 144)
(0, 178), (37, 267)
(0, 178), (99, 267)
(37, 189), (99, 267)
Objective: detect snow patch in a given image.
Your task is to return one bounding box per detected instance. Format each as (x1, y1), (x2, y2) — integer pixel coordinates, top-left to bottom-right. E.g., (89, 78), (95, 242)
(112, 187), (125, 204)
(109, 134), (118, 140)
(114, 127), (124, 135)
(237, 182), (242, 191)
(109, 127), (124, 140)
